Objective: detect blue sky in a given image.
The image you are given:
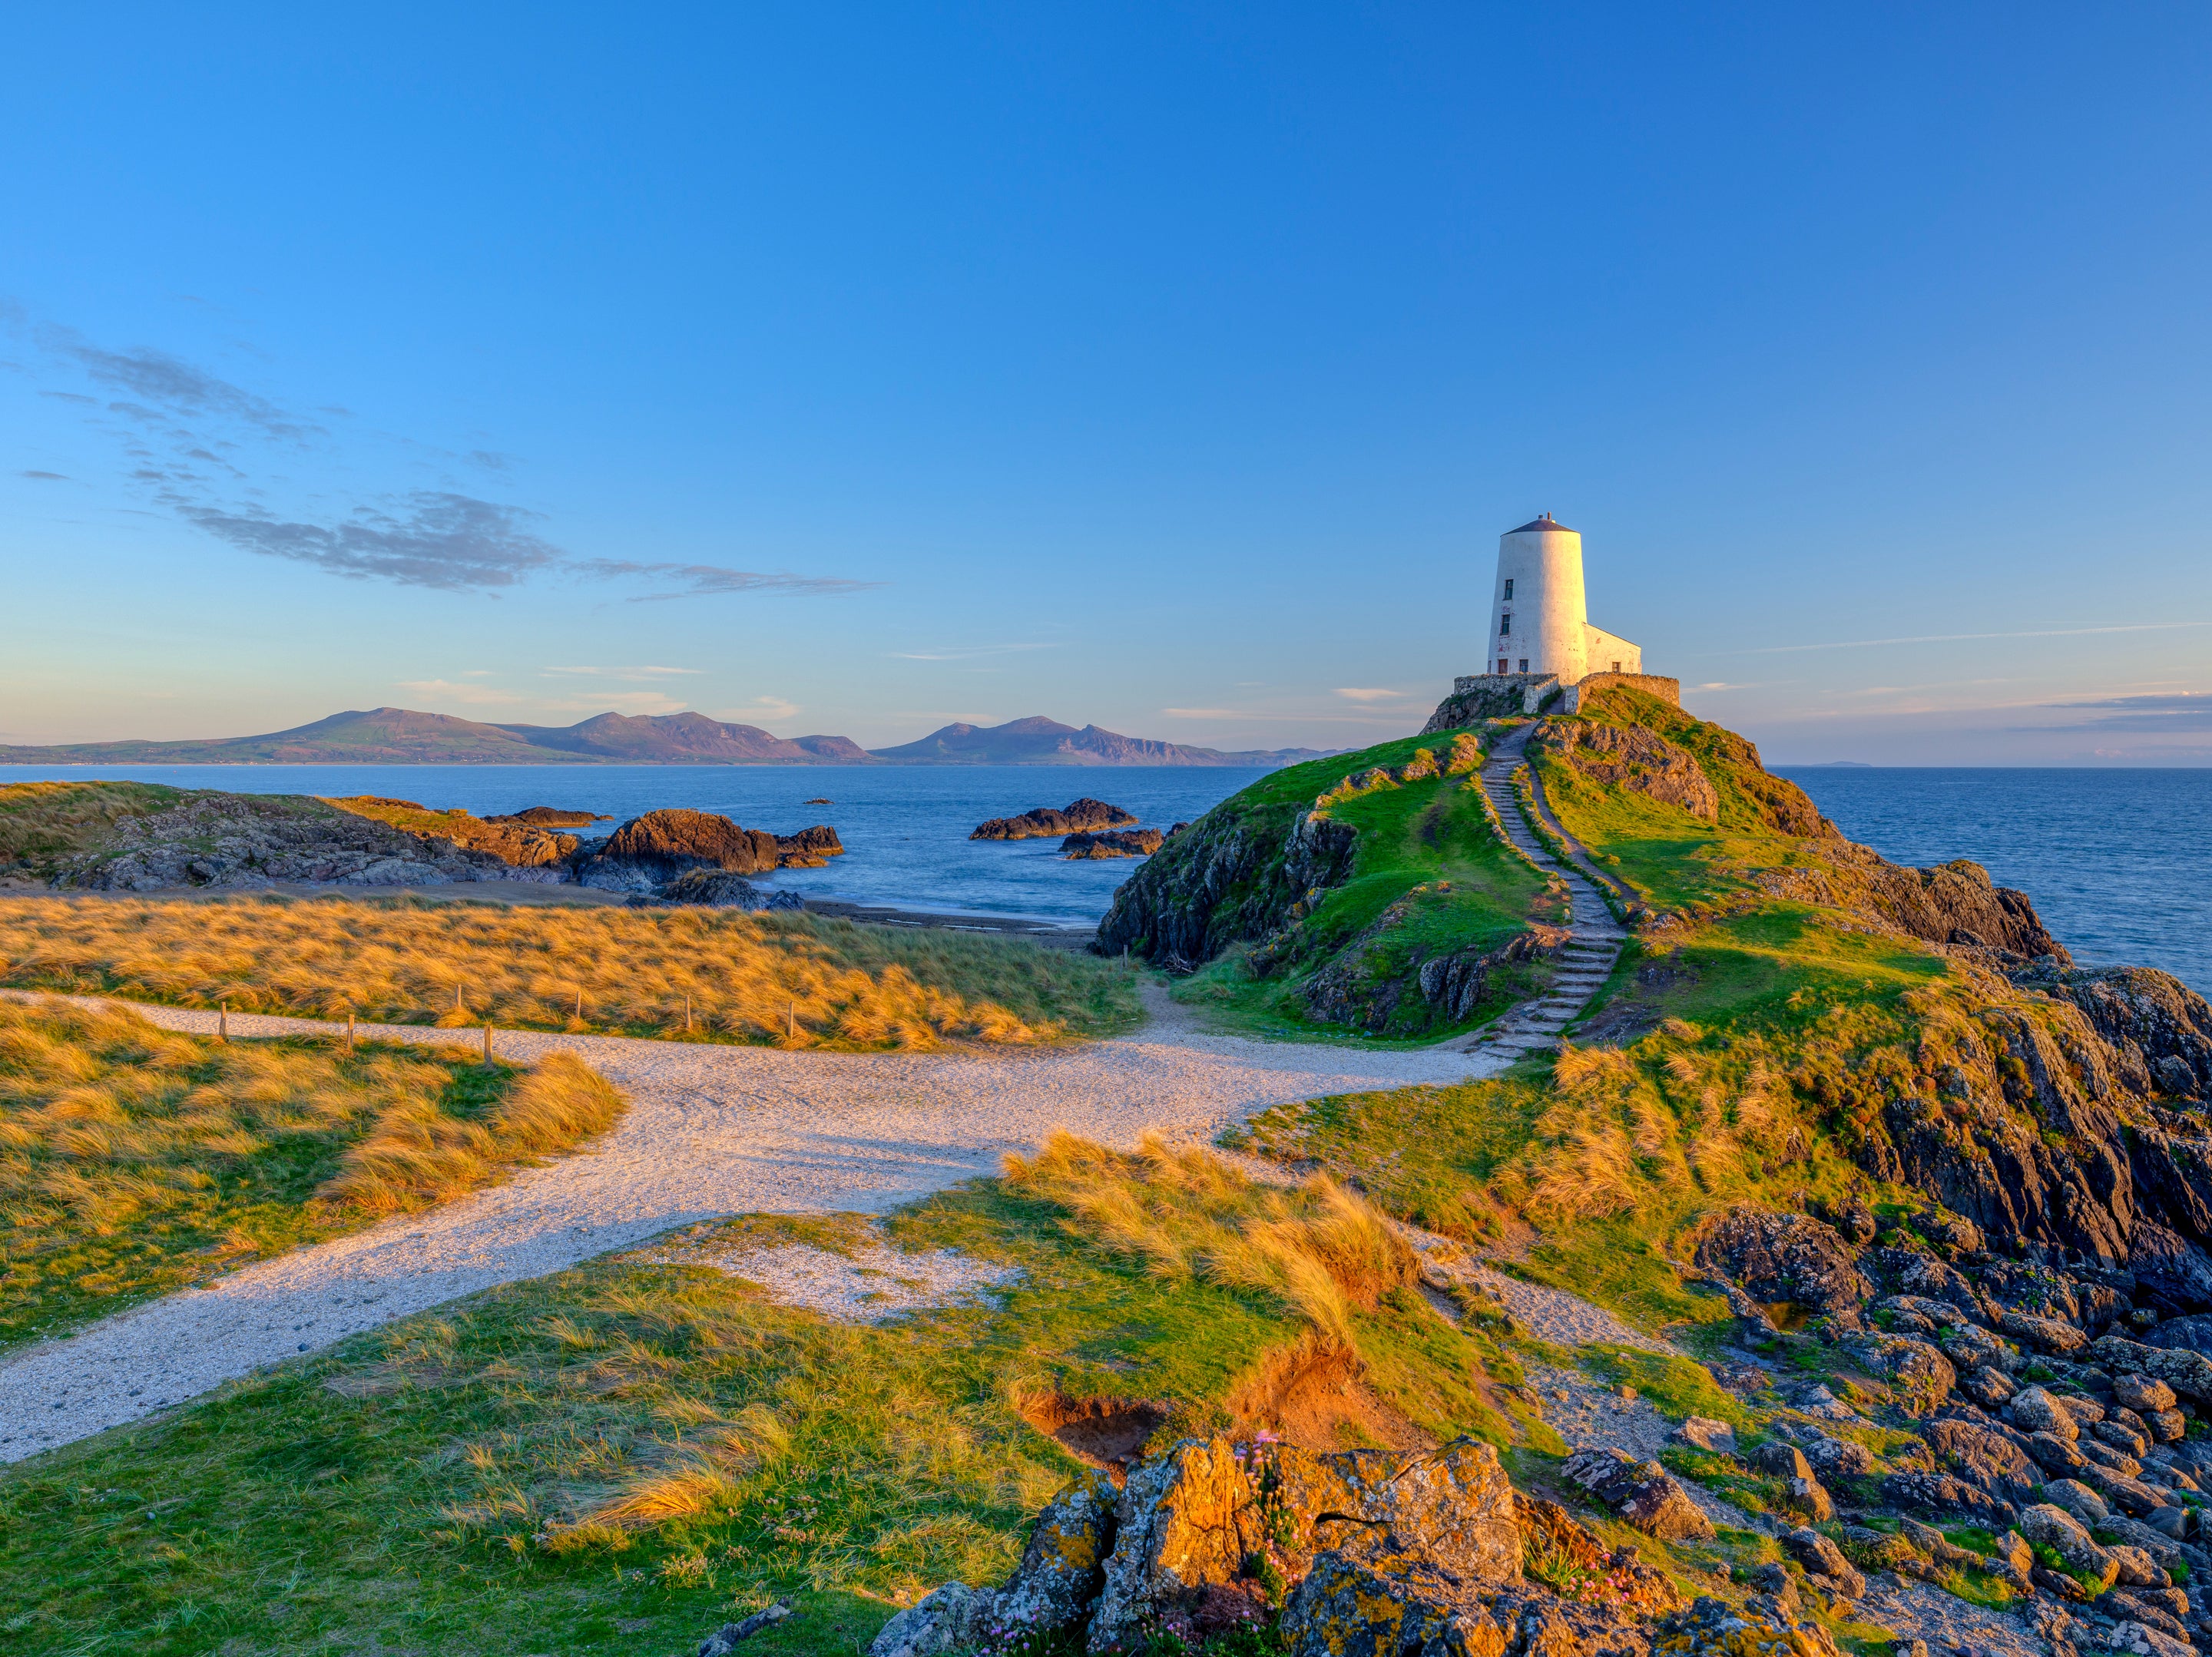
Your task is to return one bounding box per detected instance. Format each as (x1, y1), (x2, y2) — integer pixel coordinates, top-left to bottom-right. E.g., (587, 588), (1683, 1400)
(5, 3), (2210, 762)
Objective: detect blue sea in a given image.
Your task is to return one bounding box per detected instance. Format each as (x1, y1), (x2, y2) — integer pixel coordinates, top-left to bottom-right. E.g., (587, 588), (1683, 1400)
(0, 763), (1268, 929)
(5, 761), (2204, 991)
(1781, 769), (2212, 994)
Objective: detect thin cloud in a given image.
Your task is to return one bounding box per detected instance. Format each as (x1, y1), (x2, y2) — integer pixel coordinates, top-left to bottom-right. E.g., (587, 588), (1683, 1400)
(1333, 687), (1404, 703)
(183, 493), (562, 590)
(542, 665), (702, 680)
(18, 470), (65, 481)
(395, 678), (528, 706)
(720, 696), (801, 725)
(1743, 621), (2212, 655)
(544, 690), (690, 716)
(576, 559), (882, 602)
(39, 326), (319, 442)
(890, 643), (1054, 661)
(2012, 691), (2212, 733)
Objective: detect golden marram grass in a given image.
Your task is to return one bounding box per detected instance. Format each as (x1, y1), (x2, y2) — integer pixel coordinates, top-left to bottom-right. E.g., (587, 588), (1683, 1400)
(0, 894), (1138, 1050)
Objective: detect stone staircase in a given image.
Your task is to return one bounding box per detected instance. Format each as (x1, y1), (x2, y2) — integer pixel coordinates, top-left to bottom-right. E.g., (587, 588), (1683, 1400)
(1441, 727), (1628, 1060)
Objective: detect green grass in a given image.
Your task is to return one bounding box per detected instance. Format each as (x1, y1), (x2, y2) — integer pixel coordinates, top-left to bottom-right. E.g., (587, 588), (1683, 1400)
(0, 782), (194, 883)
(1162, 730), (1560, 1042)
(1578, 1344), (1753, 1427)
(0, 1000), (620, 1352)
(0, 1166), (1517, 1656)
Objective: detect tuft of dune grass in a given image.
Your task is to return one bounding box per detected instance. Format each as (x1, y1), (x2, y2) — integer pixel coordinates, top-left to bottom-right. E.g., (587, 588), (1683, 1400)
(1000, 1130), (1417, 1355)
(0, 895), (1139, 1050)
(0, 997), (628, 1347)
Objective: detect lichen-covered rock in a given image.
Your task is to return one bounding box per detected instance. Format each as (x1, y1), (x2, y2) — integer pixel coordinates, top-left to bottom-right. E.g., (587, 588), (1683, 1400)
(2009, 1384), (2081, 1438)
(2028, 1429), (2091, 1476)
(1649, 1595), (1846, 1657)
(996, 1472), (1117, 1634)
(1923, 1417), (2045, 1507)
(2020, 1502), (2121, 1593)
(1961, 1364), (2018, 1407)
(1694, 1211), (1869, 1316)
(1560, 1447), (1714, 1541)
(1088, 1437), (1253, 1650)
(1670, 1417), (1736, 1454)
(2089, 1336), (2212, 1402)
(2043, 1478), (2111, 1524)
(1780, 1528), (1865, 1599)
(2116, 1374), (2182, 1413)
(1280, 1551), (1506, 1657)
(1836, 1332), (1955, 1413)
(1999, 1309), (2090, 1353)
(868, 1583), (997, 1657)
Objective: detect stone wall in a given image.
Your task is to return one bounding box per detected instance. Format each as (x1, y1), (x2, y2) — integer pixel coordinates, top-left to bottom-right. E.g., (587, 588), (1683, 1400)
(1558, 672), (1681, 713)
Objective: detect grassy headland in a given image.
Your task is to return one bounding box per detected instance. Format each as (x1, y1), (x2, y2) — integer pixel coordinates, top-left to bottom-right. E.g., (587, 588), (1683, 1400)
(0, 896), (1140, 1049)
(0, 997), (621, 1350)
(1113, 730), (1561, 1041)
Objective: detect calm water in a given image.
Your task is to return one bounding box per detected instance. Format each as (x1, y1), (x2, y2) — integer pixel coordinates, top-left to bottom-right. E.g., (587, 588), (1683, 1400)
(0, 763), (1268, 928)
(1780, 769), (2212, 994)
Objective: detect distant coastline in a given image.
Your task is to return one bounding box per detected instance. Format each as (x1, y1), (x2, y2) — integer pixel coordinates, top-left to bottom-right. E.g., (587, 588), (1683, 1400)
(1, 706), (1340, 769)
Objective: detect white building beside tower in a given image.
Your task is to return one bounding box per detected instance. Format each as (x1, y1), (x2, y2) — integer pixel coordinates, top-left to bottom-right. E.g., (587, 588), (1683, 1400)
(1486, 512), (1643, 682)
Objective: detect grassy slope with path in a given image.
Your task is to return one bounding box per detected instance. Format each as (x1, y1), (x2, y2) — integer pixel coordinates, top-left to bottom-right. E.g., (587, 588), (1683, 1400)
(0, 998), (622, 1351)
(1164, 731), (1561, 1042)
(0, 1143), (1538, 1656)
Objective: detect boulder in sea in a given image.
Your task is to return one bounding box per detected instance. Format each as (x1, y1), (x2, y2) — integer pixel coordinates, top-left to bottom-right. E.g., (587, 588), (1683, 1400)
(775, 825), (845, 868)
(1063, 830), (1165, 860)
(483, 805), (612, 826)
(971, 799), (1138, 842)
(576, 808), (783, 891)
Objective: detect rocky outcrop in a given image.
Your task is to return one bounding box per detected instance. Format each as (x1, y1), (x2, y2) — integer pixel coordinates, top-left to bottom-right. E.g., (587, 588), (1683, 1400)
(1528, 722), (1719, 824)
(1415, 927), (1570, 1025)
(1694, 1210), (1871, 1317)
(1095, 795), (1355, 967)
(773, 825), (845, 868)
(1063, 830), (1165, 860)
(971, 799), (1138, 842)
(484, 805), (611, 826)
(326, 796), (582, 868)
(2018, 964), (2212, 1100)
(576, 809), (783, 891)
(60, 792), (559, 890)
(640, 870), (806, 912)
(1858, 858), (2073, 964)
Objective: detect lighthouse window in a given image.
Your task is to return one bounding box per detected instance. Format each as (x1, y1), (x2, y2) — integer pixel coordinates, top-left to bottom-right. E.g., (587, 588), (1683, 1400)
(1502, 578), (1514, 600)
(1518, 658), (1529, 673)
(1498, 614), (1511, 636)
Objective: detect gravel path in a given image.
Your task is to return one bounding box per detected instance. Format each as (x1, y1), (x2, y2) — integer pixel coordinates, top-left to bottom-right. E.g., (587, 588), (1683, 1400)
(0, 987), (1495, 1464)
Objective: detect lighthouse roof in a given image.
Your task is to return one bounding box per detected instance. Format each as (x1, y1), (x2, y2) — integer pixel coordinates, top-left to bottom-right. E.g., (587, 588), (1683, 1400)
(1508, 513), (1575, 534)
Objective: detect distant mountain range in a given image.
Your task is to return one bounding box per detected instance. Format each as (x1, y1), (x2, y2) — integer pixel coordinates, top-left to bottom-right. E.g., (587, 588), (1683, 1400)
(0, 707), (1336, 769)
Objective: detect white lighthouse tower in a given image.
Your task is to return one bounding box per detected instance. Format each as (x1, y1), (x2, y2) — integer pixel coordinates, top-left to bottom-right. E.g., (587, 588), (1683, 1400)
(1487, 513), (1642, 682)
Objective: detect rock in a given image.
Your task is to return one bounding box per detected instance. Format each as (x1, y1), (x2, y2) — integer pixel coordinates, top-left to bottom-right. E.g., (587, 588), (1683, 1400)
(1529, 721), (1720, 822)
(580, 809), (782, 889)
(2029, 1430), (2091, 1475)
(2021, 1502), (2121, 1593)
(972, 800), (1139, 842)
(1671, 1417), (1737, 1454)
(995, 1472), (1117, 1633)
(1694, 1210), (1870, 1316)
(1783, 1476), (1833, 1523)
(2144, 1315), (2212, 1354)
(2110, 1544), (2170, 1589)
(1559, 1447), (1714, 1540)
(1924, 1417), (2045, 1506)
(2079, 1437), (2144, 1477)
(1843, 1524), (1927, 1576)
(868, 1584), (995, 1657)
(1876, 1294), (1973, 1331)
(2149, 1407), (2187, 1443)
(700, 1603), (791, 1655)
(1751, 1443), (1813, 1480)
(2084, 1469), (2166, 1517)
(1782, 1526), (1866, 1598)
(2012, 1385), (2083, 1439)
(1863, 858), (2072, 964)
(1062, 830), (1166, 860)
(647, 869), (806, 911)
(1876, 1469), (2015, 1521)
(2128, 1226), (2212, 1318)
(1796, 1428), (1879, 1477)
(1817, 1195), (1879, 1246)
(1088, 1437), (1251, 1649)
(1963, 1364), (2018, 1407)
(486, 805), (611, 826)
(2118, 1375), (2184, 1414)
(2045, 1479), (2112, 1524)
(2056, 1393), (2109, 1427)
(1838, 1332), (1956, 1414)
(2079, 1327), (2212, 1397)
(776, 825), (845, 867)
(1652, 1596), (1849, 1657)
(2098, 1418), (2155, 1458)
(1280, 1553), (1505, 1657)
(2144, 1504), (2194, 1540)
(2001, 1310), (2091, 1353)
